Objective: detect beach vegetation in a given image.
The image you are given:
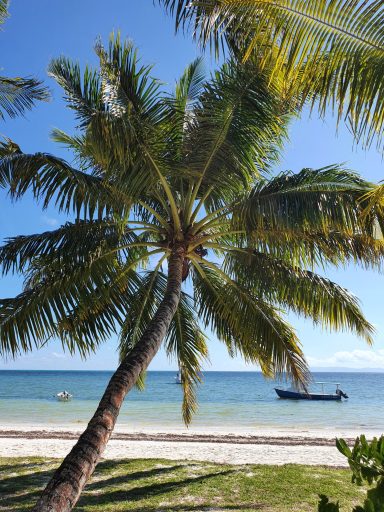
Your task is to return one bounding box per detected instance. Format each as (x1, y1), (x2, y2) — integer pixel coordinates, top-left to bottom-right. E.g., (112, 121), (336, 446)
(0, 457), (370, 511)
(1, 34), (384, 510)
(318, 435), (384, 511)
(160, 0), (384, 152)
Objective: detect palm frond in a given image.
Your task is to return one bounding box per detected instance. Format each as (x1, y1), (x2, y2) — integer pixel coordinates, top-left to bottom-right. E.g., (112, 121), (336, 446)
(360, 182), (384, 224)
(175, 57), (206, 106)
(0, 0), (8, 26)
(49, 39), (168, 202)
(247, 229), (384, 270)
(163, 57), (206, 165)
(165, 290), (208, 425)
(224, 250), (374, 343)
(0, 255), (128, 357)
(0, 76), (49, 119)
(160, 0), (384, 150)
(48, 58), (103, 128)
(118, 267), (208, 424)
(0, 142), (131, 218)
(0, 219), (146, 275)
(234, 166), (375, 235)
(191, 260), (309, 385)
(118, 268), (166, 358)
(55, 266), (143, 356)
(95, 33), (163, 121)
(185, 58), (294, 208)
(93, 35), (182, 229)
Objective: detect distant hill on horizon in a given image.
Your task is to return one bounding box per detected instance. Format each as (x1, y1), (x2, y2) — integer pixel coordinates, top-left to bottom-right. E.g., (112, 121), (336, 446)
(310, 366), (384, 373)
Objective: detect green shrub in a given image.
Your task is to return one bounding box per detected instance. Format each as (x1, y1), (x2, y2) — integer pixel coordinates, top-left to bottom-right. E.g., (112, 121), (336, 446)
(318, 435), (384, 512)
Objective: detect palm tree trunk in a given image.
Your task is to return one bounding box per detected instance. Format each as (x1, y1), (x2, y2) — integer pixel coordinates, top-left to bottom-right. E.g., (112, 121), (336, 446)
(33, 246), (185, 512)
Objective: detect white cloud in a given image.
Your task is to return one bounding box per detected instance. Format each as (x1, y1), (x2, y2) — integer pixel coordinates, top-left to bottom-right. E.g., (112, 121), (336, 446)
(308, 349), (384, 369)
(51, 352), (66, 359)
(41, 216), (58, 227)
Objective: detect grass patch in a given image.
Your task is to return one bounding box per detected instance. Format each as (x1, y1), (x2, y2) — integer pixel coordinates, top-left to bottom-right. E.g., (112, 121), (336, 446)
(0, 457), (366, 511)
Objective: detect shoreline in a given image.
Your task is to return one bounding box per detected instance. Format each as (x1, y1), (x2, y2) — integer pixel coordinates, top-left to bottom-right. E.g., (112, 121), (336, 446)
(1, 423), (381, 438)
(1, 425), (381, 466)
(0, 428), (365, 446)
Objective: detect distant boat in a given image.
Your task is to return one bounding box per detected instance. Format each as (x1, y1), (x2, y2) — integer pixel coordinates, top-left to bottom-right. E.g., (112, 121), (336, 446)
(274, 382), (348, 401)
(175, 371), (182, 384)
(56, 390), (72, 401)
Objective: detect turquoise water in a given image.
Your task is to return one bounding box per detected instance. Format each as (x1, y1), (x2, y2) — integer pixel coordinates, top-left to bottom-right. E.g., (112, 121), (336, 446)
(0, 370), (383, 431)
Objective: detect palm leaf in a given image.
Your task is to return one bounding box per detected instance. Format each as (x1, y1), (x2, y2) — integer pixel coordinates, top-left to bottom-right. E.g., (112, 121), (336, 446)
(234, 166), (375, 235)
(163, 57), (206, 165)
(95, 34), (163, 121)
(0, 0), (48, 118)
(0, 142), (131, 218)
(184, 58), (294, 209)
(118, 269), (166, 358)
(48, 58), (104, 128)
(0, 256), (126, 357)
(49, 39), (168, 203)
(0, 219), (144, 275)
(118, 267), (208, 424)
(161, 0), (384, 150)
(192, 260), (309, 385)
(0, 0), (8, 25)
(224, 250), (374, 343)
(244, 229), (384, 270)
(165, 291), (208, 425)
(0, 76), (49, 120)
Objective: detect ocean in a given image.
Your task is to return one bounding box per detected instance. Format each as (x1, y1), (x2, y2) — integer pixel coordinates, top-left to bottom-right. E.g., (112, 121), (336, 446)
(0, 370), (383, 432)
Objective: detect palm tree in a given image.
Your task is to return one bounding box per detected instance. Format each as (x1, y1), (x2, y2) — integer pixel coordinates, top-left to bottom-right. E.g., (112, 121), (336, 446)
(160, 0), (384, 151)
(1, 35), (384, 511)
(0, 0), (48, 119)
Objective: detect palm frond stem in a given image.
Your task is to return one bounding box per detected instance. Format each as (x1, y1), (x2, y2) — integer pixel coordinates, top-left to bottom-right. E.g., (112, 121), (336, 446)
(203, 242), (249, 254)
(190, 206), (234, 234)
(189, 185), (214, 226)
(130, 254), (168, 347)
(137, 200), (170, 230)
(188, 66), (263, 205)
(142, 149), (182, 236)
(187, 230), (245, 252)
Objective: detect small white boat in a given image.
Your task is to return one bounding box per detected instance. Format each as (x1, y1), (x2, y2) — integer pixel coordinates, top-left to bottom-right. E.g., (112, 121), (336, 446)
(56, 390), (72, 401)
(175, 371), (182, 384)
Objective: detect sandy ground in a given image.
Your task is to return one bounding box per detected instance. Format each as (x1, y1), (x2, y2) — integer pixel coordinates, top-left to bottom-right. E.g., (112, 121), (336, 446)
(1, 437), (348, 466)
(1, 425), (381, 466)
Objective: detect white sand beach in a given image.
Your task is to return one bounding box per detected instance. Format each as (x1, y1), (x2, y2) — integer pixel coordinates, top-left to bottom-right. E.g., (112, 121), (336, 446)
(1, 424), (381, 466)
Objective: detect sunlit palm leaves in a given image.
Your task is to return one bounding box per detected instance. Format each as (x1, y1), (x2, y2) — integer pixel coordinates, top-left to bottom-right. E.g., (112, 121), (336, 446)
(0, 0), (8, 25)
(223, 251), (374, 341)
(0, 77), (48, 119)
(0, 0), (48, 119)
(1, 34), (384, 423)
(161, 0), (384, 151)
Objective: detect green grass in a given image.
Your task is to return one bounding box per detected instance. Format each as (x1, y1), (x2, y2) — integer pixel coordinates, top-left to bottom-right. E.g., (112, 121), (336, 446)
(0, 457), (367, 511)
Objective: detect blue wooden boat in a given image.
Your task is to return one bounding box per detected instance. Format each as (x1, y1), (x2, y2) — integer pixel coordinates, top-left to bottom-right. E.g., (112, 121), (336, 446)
(275, 382), (348, 401)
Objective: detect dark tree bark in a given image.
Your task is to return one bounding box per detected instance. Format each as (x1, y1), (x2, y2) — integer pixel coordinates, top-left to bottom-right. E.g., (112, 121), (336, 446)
(33, 247), (185, 512)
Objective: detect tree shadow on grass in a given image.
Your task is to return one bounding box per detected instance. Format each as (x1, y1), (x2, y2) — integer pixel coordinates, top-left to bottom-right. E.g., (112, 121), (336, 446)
(0, 461), (265, 511)
(0, 489), (42, 511)
(0, 467), (56, 490)
(76, 470), (238, 509)
(111, 506), (266, 511)
(0, 467), (56, 511)
(85, 463), (186, 491)
(0, 461), (50, 473)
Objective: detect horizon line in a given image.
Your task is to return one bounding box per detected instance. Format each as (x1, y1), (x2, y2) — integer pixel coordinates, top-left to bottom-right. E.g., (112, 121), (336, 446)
(1, 367), (384, 373)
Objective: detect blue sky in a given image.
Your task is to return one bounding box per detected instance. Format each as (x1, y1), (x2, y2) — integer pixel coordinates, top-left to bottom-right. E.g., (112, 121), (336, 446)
(1, 0), (384, 371)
